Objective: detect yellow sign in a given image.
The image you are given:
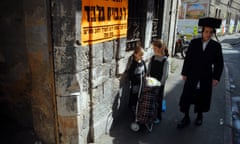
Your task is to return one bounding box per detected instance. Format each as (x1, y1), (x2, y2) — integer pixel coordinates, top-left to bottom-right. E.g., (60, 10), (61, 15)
(81, 0), (128, 46)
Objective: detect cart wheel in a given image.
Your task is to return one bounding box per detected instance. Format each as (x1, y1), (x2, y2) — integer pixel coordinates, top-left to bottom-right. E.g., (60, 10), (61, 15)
(130, 122), (140, 132)
(145, 123), (153, 132)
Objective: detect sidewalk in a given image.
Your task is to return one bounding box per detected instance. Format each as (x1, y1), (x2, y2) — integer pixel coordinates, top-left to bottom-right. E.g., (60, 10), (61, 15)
(96, 58), (226, 144)
(221, 33), (240, 144)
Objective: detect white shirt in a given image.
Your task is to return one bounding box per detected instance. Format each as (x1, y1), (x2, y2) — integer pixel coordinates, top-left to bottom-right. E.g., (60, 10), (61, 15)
(197, 39), (211, 88)
(202, 39), (210, 51)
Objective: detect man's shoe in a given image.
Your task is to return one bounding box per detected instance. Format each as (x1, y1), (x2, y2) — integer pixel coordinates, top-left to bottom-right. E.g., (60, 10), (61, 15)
(177, 117), (191, 129)
(195, 116), (203, 126)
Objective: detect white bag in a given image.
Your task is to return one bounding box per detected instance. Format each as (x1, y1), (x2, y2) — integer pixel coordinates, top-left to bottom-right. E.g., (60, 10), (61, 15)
(145, 77), (161, 87)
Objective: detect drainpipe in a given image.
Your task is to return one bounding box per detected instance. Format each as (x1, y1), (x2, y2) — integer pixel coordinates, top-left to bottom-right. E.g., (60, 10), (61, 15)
(87, 43), (95, 143)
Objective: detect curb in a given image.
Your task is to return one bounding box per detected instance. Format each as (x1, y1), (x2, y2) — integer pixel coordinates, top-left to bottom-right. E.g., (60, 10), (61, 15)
(224, 63), (233, 144)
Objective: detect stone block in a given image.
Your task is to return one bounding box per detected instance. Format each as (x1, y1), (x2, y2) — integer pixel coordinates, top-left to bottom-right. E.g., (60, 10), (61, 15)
(117, 38), (127, 59)
(112, 78), (121, 102)
(55, 73), (79, 97)
(116, 58), (128, 75)
(58, 115), (89, 144)
(93, 111), (113, 141)
(57, 95), (81, 117)
(58, 115), (80, 136)
(92, 103), (113, 140)
(91, 64), (110, 87)
(55, 70), (89, 97)
(57, 91), (89, 116)
(109, 61), (116, 78)
(116, 51), (132, 74)
(54, 46), (76, 74)
(75, 45), (89, 72)
(92, 43), (104, 67)
(92, 84), (104, 104)
(78, 70), (89, 92)
(103, 41), (114, 63)
(103, 79), (113, 103)
(51, 16), (75, 47)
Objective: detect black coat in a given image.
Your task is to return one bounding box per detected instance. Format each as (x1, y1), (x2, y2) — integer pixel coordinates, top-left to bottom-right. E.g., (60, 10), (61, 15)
(180, 38), (224, 113)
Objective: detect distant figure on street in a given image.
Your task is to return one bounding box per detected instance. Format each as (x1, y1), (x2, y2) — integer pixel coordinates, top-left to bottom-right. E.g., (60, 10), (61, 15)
(178, 17), (224, 128)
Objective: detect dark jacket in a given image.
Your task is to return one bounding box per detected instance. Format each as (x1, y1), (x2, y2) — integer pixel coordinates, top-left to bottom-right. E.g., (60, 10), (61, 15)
(180, 38), (224, 112)
(127, 56), (146, 85)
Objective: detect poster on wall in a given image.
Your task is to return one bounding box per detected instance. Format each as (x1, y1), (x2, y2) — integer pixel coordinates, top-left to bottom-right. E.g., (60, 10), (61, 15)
(186, 3), (208, 19)
(81, 0), (128, 46)
(179, 0), (209, 19)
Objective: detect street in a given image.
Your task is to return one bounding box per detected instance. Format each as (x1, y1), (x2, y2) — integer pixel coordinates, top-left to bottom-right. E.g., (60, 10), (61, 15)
(96, 36), (238, 143)
(221, 33), (240, 144)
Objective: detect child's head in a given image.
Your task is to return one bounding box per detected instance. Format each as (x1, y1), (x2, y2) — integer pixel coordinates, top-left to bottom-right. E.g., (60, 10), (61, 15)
(152, 39), (168, 56)
(133, 46), (144, 62)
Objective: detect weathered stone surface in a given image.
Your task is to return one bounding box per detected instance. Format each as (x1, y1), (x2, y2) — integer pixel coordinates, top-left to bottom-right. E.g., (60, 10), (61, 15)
(58, 115), (80, 136)
(91, 64), (110, 87)
(93, 111), (113, 141)
(75, 45), (89, 72)
(103, 41), (114, 63)
(112, 78), (121, 102)
(51, 15), (75, 47)
(92, 102), (113, 138)
(116, 38), (127, 59)
(78, 70), (90, 92)
(55, 73), (80, 97)
(22, 0), (57, 143)
(55, 69), (89, 96)
(116, 50), (132, 74)
(57, 95), (80, 116)
(109, 61), (116, 78)
(92, 43), (104, 67)
(92, 84), (104, 104)
(58, 115), (86, 144)
(103, 79), (113, 104)
(54, 46), (76, 74)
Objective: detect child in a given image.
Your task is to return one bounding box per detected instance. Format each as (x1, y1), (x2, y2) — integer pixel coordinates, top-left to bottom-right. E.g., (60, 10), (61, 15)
(126, 46), (146, 111)
(148, 39), (169, 124)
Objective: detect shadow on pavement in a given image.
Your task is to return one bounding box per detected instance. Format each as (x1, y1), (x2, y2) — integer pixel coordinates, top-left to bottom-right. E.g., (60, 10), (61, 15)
(99, 59), (225, 144)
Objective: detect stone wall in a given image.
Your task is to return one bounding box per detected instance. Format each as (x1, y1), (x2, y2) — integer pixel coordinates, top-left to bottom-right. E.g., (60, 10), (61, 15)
(51, 0), (178, 143)
(0, 0), (179, 143)
(51, 0), (90, 143)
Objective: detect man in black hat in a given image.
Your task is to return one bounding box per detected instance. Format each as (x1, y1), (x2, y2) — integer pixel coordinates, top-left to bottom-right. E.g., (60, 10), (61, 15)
(177, 17), (224, 128)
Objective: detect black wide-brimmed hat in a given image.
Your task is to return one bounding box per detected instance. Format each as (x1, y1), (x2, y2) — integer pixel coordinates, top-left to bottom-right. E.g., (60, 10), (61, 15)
(198, 17), (222, 28)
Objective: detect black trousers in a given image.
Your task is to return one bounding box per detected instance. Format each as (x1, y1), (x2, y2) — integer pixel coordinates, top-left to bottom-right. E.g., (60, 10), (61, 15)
(129, 84), (142, 108)
(181, 88), (203, 114)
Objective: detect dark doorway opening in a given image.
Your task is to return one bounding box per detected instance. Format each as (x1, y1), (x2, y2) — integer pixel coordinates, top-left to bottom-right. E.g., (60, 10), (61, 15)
(0, 1), (37, 143)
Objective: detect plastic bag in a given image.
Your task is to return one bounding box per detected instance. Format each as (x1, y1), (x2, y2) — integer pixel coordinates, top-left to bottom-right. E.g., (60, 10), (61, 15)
(162, 99), (167, 112)
(145, 77), (161, 87)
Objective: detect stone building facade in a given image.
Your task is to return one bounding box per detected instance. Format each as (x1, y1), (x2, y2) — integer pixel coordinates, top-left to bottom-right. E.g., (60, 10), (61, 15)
(0, 0), (179, 143)
(209, 0), (240, 33)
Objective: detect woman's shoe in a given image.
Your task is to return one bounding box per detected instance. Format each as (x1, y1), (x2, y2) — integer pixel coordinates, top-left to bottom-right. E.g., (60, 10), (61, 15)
(153, 118), (161, 124)
(177, 117), (191, 129)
